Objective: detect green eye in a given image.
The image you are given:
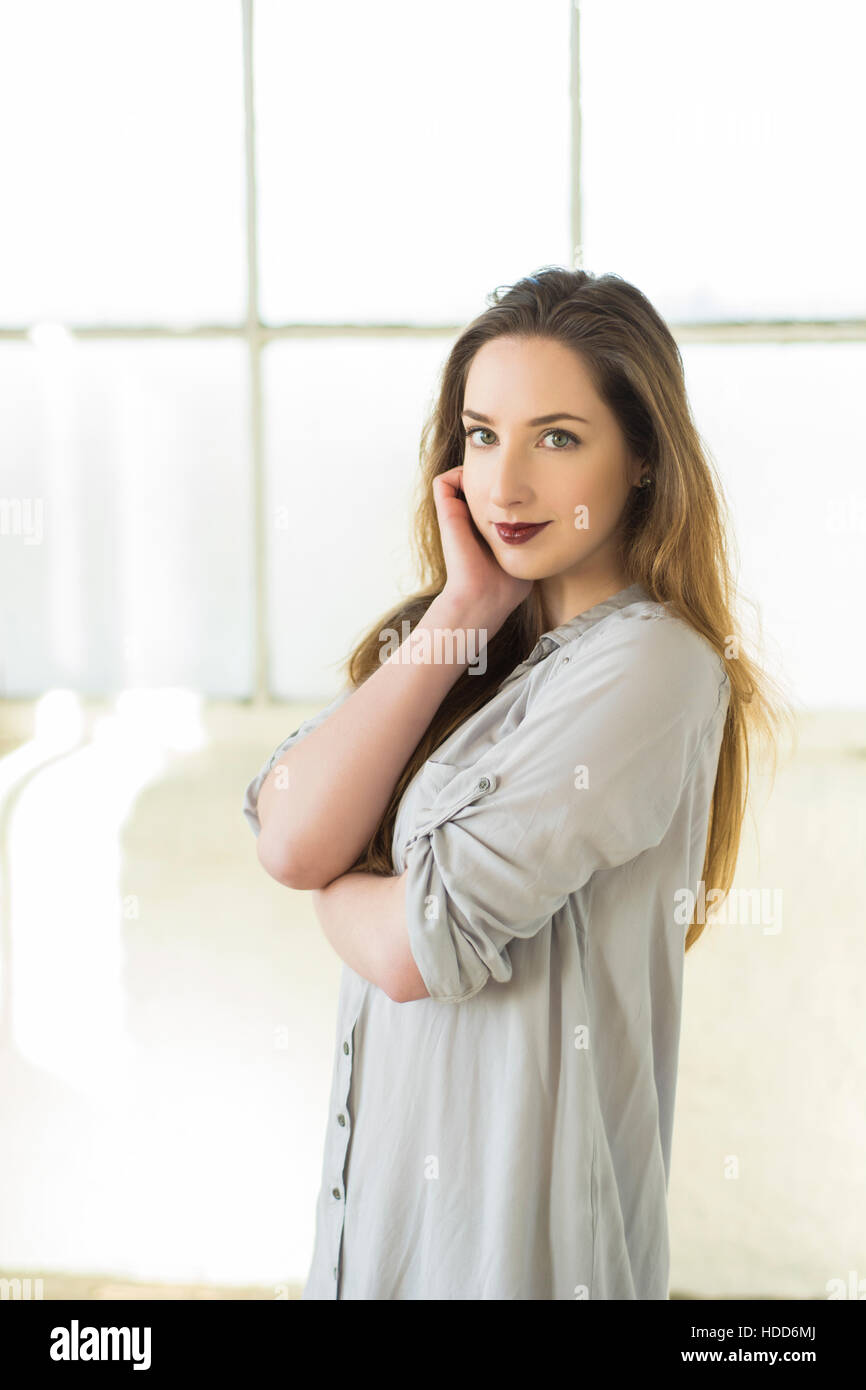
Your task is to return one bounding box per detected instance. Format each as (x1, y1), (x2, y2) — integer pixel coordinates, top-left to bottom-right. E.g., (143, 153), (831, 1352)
(462, 426), (580, 449)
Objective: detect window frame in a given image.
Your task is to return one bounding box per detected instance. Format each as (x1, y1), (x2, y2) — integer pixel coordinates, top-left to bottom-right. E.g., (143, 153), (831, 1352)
(0, 0), (861, 702)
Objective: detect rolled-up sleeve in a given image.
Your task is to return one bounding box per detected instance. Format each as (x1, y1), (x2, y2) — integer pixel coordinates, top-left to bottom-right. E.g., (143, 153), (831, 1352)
(403, 615), (729, 1003)
(242, 685), (354, 837)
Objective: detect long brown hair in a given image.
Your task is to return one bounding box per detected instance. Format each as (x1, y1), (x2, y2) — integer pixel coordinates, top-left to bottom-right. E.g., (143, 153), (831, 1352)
(340, 266), (794, 951)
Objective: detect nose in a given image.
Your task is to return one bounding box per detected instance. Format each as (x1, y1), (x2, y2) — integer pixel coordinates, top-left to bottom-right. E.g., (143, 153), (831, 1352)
(486, 441), (535, 513)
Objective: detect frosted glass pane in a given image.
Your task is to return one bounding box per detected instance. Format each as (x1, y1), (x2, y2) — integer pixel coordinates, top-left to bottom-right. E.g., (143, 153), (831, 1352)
(262, 336), (454, 696)
(682, 343), (866, 710)
(255, 0), (571, 324)
(0, 338), (252, 696)
(580, 0), (866, 320)
(0, 0), (245, 325)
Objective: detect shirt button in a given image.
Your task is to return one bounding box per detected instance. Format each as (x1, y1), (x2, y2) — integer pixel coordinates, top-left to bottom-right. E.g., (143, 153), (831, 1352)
(561, 655), (570, 665)
(337, 1113), (346, 1126)
(477, 776), (491, 792)
(332, 1187), (341, 1199)
(343, 1041), (349, 1054)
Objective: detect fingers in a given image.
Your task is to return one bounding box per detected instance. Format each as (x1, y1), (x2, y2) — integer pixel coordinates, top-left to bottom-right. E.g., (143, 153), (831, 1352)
(433, 466), (465, 502)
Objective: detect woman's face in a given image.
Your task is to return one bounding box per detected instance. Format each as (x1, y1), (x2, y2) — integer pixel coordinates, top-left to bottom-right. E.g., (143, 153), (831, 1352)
(460, 335), (644, 617)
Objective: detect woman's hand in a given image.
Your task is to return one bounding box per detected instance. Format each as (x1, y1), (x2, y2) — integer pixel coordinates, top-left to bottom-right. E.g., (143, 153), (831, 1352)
(432, 466), (533, 623)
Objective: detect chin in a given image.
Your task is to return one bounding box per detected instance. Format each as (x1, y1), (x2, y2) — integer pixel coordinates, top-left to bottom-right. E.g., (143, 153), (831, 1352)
(496, 556), (550, 579)
(491, 537), (560, 567)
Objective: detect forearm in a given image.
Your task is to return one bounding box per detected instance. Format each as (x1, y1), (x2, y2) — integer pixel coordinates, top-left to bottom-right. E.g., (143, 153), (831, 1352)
(310, 868), (428, 1003)
(256, 592), (500, 890)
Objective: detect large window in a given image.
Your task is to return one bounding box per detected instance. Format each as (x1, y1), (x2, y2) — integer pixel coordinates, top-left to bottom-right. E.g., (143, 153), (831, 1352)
(1, 0), (863, 707)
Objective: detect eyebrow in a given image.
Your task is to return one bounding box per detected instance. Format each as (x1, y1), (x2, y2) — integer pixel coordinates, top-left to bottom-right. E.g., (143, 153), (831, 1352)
(461, 408), (591, 426)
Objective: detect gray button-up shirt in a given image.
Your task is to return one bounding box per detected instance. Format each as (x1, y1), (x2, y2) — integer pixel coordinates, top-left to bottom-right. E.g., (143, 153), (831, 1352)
(242, 582), (730, 1299)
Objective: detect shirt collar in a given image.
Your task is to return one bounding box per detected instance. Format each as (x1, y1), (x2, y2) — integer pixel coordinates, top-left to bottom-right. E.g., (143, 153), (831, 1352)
(498, 582), (654, 690)
(540, 581), (653, 649)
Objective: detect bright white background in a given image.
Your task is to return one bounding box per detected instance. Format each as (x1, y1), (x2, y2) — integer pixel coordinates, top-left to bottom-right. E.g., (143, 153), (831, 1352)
(0, 0), (864, 1297)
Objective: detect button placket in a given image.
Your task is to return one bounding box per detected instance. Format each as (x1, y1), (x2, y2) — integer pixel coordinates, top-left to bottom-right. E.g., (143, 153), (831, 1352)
(329, 1017), (358, 1299)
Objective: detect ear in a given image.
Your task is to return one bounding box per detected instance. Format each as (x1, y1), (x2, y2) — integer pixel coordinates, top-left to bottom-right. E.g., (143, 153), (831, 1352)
(627, 456), (646, 489)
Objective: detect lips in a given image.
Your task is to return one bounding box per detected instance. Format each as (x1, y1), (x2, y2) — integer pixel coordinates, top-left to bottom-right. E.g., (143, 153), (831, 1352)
(493, 521), (551, 544)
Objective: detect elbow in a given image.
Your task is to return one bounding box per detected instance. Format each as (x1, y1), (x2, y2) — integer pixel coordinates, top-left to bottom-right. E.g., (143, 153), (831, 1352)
(255, 829), (330, 891)
(388, 974), (431, 1004)
(386, 950), (431, 1004)
(382, 977), (405, 1004)
(388, 980), (428, 1005)
(383, 971), (416, 1004)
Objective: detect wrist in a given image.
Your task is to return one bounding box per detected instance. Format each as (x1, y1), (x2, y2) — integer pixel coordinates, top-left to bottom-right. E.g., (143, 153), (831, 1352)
(425, 590), (506, 640)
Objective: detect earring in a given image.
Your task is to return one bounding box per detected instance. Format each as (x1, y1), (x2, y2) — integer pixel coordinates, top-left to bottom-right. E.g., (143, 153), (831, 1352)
(638, 473), (652, 488)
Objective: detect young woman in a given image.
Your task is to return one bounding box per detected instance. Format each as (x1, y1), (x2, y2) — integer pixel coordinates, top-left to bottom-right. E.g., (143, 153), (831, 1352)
(242, 267), (789, 1300)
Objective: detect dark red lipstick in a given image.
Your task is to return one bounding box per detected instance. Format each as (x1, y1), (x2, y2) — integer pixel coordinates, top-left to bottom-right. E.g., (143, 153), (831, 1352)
(493, 521), (551, 545)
